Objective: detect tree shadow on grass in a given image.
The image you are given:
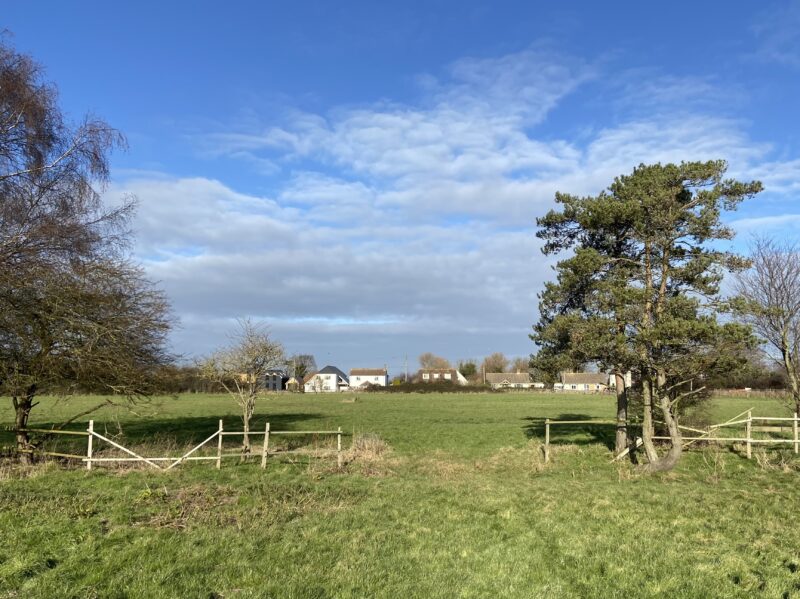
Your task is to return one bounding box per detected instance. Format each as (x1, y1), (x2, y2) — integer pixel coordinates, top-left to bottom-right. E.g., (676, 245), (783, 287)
(522, 413), (617, 450)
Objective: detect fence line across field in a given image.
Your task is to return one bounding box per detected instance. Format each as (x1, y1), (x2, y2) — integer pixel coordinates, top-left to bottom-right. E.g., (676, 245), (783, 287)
(12, 419), (346, 471)
(543, 409), (800, 463)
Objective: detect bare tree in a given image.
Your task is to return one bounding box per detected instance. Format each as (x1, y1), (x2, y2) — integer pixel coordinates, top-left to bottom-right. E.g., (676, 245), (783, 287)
(735, 237), (800, 413)
(198, 320), (285, 454)
(0, 38), (130, 271)
(290, 354), (317, 380)
(482, 352), (510, 374)
(510, 357), (530, 373)
(0, 259), (172, 460)
(418, 352), (451, 369)
(0, 38), (172, 462)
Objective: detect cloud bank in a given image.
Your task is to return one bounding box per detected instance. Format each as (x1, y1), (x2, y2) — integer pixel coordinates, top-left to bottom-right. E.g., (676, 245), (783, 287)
(113, 45), (800, 373)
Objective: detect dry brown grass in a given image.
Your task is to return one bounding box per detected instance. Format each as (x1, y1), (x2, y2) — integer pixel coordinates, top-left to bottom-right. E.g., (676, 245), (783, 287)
(701, 448), (728, 483)
(477, 440), (548, 474)
(752, 447), (800, 472)
(0, 459), (60, 481)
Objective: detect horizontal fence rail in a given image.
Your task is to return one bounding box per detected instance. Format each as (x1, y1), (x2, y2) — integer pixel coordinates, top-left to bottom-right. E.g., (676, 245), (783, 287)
(10, 419), (346, 471)
(543, 409), (800, 463)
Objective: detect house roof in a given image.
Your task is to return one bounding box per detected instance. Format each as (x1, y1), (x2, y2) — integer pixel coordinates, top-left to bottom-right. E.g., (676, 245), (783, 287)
(486, 372), (531, 384)
(561, 372), (608, 385)
(318, 365), (349, 382)
(350, 368), (387, 376)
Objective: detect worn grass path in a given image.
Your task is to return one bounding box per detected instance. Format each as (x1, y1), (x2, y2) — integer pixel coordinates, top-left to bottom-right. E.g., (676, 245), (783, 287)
(1, 392), (799, 598)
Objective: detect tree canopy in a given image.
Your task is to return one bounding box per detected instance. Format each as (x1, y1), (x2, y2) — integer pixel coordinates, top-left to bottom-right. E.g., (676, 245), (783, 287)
(0, 38), (172, 460)
(532, 160), (761, 470)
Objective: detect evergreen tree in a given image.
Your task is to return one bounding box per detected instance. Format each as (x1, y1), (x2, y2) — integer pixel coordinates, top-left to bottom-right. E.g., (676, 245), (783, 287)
(533, 161), (760, 470)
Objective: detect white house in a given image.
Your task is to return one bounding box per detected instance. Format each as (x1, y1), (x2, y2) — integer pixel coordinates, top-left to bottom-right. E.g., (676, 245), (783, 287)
(485, 372), (540, 390)
(418, 368), (468, 385)
(349, 368), (389, 388)
(303, 365), (350, 393)
(555, 372), (609, 393)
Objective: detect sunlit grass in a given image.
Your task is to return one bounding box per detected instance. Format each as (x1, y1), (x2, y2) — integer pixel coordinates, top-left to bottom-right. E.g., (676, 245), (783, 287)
(1, 392), (798, 598)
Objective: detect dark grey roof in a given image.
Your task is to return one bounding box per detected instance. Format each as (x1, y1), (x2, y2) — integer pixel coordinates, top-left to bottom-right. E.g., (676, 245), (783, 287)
(319, 365), (349, 382)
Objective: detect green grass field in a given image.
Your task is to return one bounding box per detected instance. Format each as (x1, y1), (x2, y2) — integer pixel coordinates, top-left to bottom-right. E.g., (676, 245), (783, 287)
(1, 392), (799, 598)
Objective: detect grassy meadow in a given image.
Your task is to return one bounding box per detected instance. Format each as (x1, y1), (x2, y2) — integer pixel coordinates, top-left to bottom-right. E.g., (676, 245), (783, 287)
(1, 391), (800, 598)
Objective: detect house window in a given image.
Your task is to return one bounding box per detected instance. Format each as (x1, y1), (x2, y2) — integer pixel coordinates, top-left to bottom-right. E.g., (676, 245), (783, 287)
(374, 377), (379, 381)
(433, 373), (440, 379)
(356, 376), (361, 381)
(423, 373), (429, 380)
(571, 385), (577, 390)
(444, 373), (451, 380)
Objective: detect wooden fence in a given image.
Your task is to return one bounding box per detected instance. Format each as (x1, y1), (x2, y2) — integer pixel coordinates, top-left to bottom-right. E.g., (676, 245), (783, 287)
(12, 420), (346, 470)
(543, 409), (800, 463)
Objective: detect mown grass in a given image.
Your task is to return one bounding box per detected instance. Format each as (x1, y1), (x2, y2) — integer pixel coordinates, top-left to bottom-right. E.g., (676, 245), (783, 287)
(1, 392), (799, 598)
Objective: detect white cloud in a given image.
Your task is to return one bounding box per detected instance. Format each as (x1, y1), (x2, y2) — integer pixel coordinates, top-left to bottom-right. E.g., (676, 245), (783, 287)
(731, 213), (800, 233)
(118, 45), (800, 370)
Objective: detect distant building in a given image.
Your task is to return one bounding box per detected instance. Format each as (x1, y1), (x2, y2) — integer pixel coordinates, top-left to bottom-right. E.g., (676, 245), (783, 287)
(608, 371), (633, 389)
(485, 372), (540, 390)
(304, 365), (350, 393)
(555, 372), (610, 393)
(418, 368), (468, 385)
(285, 376), (303, 392)
(349, 368), (389, 388)
(264, 369), (288, 392)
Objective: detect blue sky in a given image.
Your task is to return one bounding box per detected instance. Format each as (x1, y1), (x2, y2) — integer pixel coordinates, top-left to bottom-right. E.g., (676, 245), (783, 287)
(5, 1), (800, 374)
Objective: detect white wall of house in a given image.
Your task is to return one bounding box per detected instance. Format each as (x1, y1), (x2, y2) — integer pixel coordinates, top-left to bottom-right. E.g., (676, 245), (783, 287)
(420, 370), (468, 385)
(350, 375), (388, 388)
(304, 373), (347, 393)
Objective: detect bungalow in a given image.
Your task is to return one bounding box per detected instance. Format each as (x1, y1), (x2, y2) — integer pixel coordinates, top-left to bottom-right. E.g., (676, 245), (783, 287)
(349, 368), (389, 388)
(485, 372), (540, 390)
(555, 372), (609, 393)
(418, 368), (468, 385)
(304, 365), (350, 393)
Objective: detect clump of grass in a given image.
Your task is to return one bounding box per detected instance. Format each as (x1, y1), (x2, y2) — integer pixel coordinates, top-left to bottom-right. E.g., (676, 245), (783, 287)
(337, 433), (395, 477)
(0, 459), (60, 481)
(478, 440), (547, 474)
(753, 448), (800, 472)
(348, 432), (389, 460)
(701, 448), (727, 483)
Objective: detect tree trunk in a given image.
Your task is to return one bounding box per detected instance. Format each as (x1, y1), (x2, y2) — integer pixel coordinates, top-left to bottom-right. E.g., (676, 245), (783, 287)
(614, 371), (628, 454)
(241, 394), (255, 456)
(644, 372), (683, 472)
(241, 412), (251, 455)
(641, 375), (659, 463)
(782, 346), (800, 417)
(12, 393), (34, 465)
(644, 390), (683, 472)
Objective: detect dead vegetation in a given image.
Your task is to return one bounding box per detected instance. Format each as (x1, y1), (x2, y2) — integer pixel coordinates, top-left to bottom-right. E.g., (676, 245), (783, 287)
(752, 448), (800, 473)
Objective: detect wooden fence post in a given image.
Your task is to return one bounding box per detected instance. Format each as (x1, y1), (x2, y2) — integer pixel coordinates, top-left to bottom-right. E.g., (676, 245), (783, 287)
(746, 410), (752, 460)
(216, 419), (223, 470)
(337, 426), (343, 469)
(794, 412), (799, 455)
(261, 422), (270, 469)
(544, 418), (550, 463)
(86, 420), (94, 471)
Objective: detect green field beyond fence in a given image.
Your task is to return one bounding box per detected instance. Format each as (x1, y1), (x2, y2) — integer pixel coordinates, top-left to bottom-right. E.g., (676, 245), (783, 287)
(1, 392), (799, 598)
